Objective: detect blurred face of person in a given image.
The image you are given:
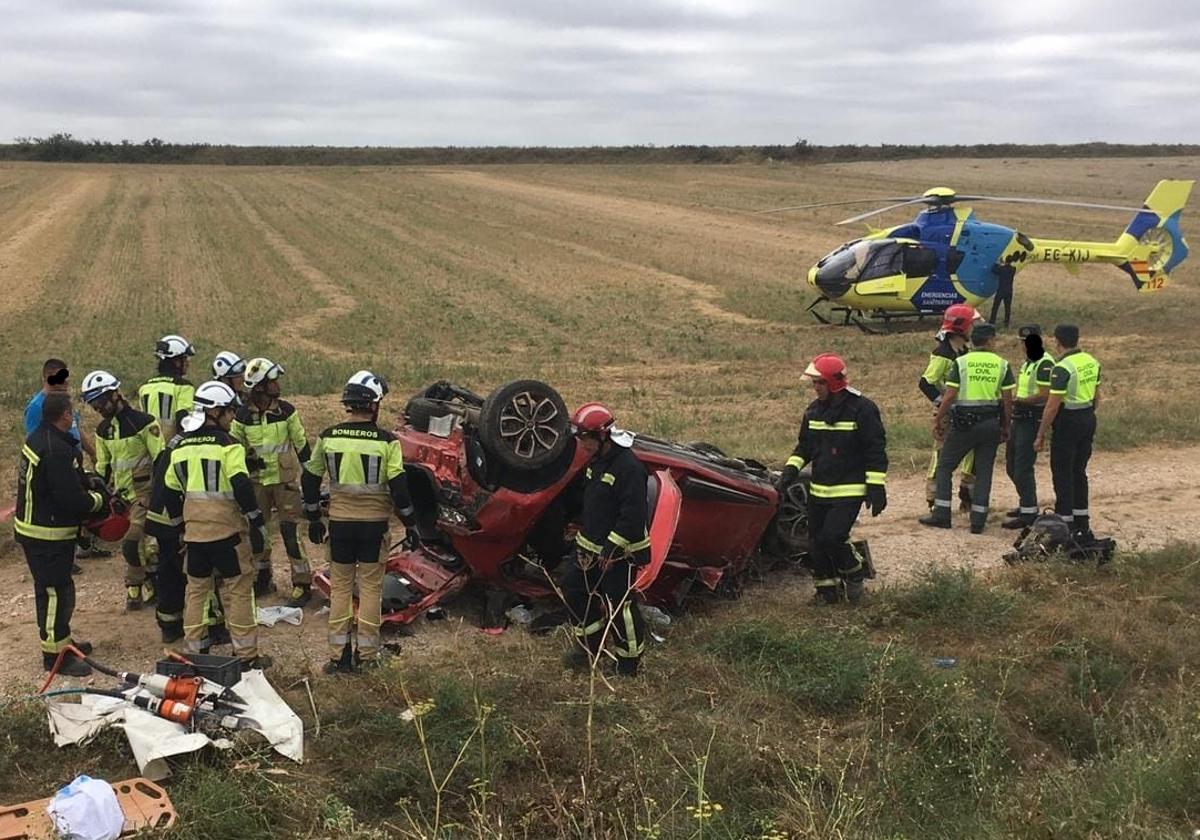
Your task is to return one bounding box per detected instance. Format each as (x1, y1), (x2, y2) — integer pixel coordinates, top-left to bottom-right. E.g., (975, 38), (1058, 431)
(809, 377), (831, 402)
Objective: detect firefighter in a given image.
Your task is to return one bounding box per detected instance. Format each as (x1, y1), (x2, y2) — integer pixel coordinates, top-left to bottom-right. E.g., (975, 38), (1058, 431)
(81, 371), (164, 611)
(301, 371), (415, 674)
(211, 351), (247, 403)
(163, 381), (270, 668)
(779, 354), (887, 605)
(1002, 325), (1055, 529)
(231, 358), (313, 605)
(920, 304), (978, 510)
(143, 427), (190, 645)
(14, 391), (108, 676)
(562, 403), (649, 676)
(920, 323), (1015, 533)
(1035, 324), (1102, 540)
(139, 334), (196, 442)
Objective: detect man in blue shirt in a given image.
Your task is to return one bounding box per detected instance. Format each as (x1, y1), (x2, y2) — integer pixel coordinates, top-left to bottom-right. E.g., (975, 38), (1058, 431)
(24, 359), (107, 559)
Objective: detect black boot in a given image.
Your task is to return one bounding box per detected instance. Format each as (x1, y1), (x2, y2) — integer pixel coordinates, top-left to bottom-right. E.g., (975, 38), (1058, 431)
(286, 585), (312, 608)
(919, 508), (952, 529)
(324, 642), (355, 675)
(970, 511), (988, 534)
(615, 656), (640, 677)
(1002, 515), (1034, 530)
(845, 579), (865, 605)
(254, 568), (276, 597)
(44, 651), (92, 677)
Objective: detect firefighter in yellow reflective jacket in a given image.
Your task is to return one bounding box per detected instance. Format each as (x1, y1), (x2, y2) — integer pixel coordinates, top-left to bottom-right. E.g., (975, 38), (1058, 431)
(231, 358), (313, 606)
(81, 371), (164, 611)
(163, 381), (271, 668)
(1035, 324), (1102, 541)
(779, 354), (887, 605)
(15, 392), (108, 676)
(919, 304), (978, 510)
(139, 334), (196, 443)
(301, 371), (415, 674)
(921, 324), (1015, 534)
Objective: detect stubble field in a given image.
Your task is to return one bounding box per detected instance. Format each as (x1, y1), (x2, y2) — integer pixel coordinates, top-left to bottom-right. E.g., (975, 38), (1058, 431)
(1, 158), (1199, 838)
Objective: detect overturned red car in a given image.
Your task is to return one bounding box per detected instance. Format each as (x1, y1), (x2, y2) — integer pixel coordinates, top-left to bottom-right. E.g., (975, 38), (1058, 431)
(313, 379), (811, 627)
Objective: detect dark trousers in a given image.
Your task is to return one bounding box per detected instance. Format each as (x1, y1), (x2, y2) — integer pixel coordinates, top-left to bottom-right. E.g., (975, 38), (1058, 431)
(935, 415), (1001, 527)
(806, 500), (865, 591)
(989, 286), (1012, 327)
(1051, 409), (1096, 532)
(1005, 415), (1041, 516)
(563, 555), (646, 673)
(154, 533), (187, 637)
(20, 538), (77, 660)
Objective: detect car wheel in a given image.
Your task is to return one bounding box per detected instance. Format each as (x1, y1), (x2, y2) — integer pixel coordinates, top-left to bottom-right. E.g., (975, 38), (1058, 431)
(773, 479), (810, 550)
(478, 379), (571, 471)
(405, 397), (450, 433)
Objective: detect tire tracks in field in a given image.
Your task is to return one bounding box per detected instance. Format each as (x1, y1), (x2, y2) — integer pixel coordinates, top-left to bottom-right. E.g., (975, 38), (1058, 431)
(218, 179), (356, 360)
(315, 171), (774, 328)
(0, 174), (108, 315)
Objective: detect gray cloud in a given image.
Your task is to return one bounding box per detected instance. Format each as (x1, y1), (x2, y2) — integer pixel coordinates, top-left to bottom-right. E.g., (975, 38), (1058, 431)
(0, 0), (1196, 145)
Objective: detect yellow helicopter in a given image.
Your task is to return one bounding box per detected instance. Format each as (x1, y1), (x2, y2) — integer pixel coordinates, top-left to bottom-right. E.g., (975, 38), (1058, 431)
(765, 180), (1193, 328)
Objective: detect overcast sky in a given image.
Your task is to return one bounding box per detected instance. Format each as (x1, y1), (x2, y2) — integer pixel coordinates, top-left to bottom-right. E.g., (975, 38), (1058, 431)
(1, 0), (1197, 146)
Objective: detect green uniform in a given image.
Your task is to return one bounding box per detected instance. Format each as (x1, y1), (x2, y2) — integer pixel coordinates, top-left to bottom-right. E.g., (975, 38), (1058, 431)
(931, 349), (1015, 530)
(302, 421), (414, 664)
(139, 375), (195, 442)
(921, 338), (975, 503)
(231, 400), (311, 588)
(95, 404), (163, 599)
(1006, 351), (1055, 518)
(1048, 349), (1102, 534)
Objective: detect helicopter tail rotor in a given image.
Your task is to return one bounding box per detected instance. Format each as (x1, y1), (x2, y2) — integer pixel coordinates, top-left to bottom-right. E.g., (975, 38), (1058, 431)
(1117, 180), (1193, 293)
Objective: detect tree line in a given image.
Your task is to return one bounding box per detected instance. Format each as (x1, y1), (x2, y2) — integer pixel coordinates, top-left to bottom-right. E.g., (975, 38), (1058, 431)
(3, 133), (1197, 166)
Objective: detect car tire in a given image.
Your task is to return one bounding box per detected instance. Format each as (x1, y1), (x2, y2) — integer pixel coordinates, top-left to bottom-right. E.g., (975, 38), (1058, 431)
(478, 379), (571, 471)
(771, 479), (810, 553)
(405, 397), (449, 433)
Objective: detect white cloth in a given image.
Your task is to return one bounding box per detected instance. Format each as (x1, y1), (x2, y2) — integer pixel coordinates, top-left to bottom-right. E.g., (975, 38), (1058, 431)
(46, 775), (124, 840)
(256, 606), (303, 627)
(46, 670), (303, 781)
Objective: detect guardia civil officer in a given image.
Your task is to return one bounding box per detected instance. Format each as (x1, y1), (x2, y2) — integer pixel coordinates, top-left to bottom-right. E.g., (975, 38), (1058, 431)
(163, 381), (270, 668)
(139, 334), (196, 443)
(919, 304), (979, 510)
(779, 354), (887, 605)
(14, 392), (108, 676)
(231, 358), (313, 605)
(301, 371), (415, 674)
(1002, 326), (1055, 529)
(563, 404), (650, 676)
(1035, 324), (1101, 540)
(81, 371), (164, 611)
(920, 323), (1015, 533)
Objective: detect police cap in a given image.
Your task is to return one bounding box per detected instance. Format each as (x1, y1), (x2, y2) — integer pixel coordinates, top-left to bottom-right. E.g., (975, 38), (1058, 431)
(1017, 324), (1041, 339)
(1054, 324), (1080, 347)
(970, 323), (997, 345)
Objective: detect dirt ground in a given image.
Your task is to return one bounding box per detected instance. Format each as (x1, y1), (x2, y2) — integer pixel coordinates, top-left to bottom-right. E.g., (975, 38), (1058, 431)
(1, 443), (1196, 699)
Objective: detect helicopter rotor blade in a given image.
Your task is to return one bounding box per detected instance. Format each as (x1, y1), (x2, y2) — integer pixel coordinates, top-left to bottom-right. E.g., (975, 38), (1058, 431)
(756, 196), (919, 215)
(952, 195), (1148, 213)
(834, 198), (935, 226)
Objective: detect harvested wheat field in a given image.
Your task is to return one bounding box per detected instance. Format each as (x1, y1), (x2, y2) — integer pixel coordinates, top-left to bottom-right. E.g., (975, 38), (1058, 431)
(1, 157), (1199, 839)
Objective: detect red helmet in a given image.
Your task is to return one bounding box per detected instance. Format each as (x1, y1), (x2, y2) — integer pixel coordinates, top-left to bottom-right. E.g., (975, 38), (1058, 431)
(571, 402), (615, 436)
(84, 497), (131, 543)
(940, 304), (978, 336)
(802, 353), (849, 393)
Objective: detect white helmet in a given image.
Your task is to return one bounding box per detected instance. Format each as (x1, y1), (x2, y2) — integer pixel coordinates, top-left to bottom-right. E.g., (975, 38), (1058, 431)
(155, 334), (195, 360)
(81, 370), (120, 404)
(342, 370), (388, 406)
(244, 357), (284, 390)
(193, 380), (239, 410)
(212, 351), (246, 379)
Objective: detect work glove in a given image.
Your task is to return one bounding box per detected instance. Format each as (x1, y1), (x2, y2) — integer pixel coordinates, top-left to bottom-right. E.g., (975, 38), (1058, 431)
(308, 519), (327, 545)
(86, 475), (112, 511)
(245, 449), (267, 473)
(866, 484), (888, 517)
(776, 464), (800, 493)
(247, 511), (268, 554)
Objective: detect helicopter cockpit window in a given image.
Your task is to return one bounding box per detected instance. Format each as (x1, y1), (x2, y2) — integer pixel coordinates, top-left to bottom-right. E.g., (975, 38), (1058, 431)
(816, 239), (925, 287)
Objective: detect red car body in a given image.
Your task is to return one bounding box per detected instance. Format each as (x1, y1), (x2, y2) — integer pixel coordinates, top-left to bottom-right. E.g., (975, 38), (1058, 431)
(313, 387), (791, 627)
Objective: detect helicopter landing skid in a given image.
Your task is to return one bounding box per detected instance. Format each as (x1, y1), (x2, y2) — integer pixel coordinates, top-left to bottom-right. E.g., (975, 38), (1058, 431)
(807, 297), (935, 334)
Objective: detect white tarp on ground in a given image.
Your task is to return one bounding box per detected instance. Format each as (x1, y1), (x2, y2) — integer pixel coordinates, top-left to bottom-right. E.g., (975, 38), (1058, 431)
(45, 670), (303, 781)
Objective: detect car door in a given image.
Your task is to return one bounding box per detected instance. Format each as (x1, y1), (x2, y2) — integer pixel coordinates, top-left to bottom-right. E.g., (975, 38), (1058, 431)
(634, 469), (683, 592)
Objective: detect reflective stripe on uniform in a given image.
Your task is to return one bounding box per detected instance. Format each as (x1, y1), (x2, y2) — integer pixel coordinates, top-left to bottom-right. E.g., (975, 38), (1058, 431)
(15, 521), (78, 541)
(810, 482), (867, 499)
(808, 421), (858, 431)
(184, 490), (235, 501)
(328, 482), (388, 495)
(600, 473), (616, 486)
(865, 471), (886, 486)
(616, 602), (643, 658)
(785, 456), (805, 470)
(576, 534), (604, 554)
